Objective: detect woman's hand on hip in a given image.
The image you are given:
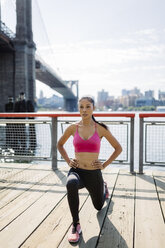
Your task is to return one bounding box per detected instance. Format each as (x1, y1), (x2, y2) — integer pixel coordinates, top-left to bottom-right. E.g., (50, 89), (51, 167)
(91, 160), (104, 170)
(69, 158), (79, 169)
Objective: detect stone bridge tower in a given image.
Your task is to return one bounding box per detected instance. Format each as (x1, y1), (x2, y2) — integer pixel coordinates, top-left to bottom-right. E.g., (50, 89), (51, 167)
(0, 0), (36, 111)
(14, 0), (36, 103)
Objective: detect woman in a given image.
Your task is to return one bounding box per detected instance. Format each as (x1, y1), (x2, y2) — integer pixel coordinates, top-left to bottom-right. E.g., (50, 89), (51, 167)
(57, 96), (122, 243)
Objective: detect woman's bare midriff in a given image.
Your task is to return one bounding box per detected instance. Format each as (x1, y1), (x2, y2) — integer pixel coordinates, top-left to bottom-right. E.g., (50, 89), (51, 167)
(75, 152), (99, 170)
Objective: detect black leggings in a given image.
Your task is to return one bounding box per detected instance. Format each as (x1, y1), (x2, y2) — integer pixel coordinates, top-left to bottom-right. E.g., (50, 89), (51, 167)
(66, 167), (105, 225)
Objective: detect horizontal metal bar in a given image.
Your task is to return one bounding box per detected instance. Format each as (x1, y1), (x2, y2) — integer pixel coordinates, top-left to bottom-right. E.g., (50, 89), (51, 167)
(57, 159), (130, 164)
(0, 112), (135, 118)
(142, 121), (165, 124)
(0, 156), (51, 160)
(144, 160), (165, 164)
(142, 163), (165, 167)
(58, 120), (130, 124)
(139, 113), (165, 118)
(0, 120), (51, 124)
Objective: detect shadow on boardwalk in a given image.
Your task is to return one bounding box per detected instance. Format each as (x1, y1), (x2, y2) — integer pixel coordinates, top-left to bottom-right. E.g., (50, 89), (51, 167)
(0, 163), (164, 248)
(69, 201), (128, 248)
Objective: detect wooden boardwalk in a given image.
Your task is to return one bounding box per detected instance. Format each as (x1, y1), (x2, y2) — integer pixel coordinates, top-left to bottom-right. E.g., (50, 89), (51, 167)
(0, 162), (164, 248)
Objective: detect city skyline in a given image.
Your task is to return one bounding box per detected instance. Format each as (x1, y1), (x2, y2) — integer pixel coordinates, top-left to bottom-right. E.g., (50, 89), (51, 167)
(1, 0), (165, 100)
(36, 87), (165, 112)
(38, 87), (165, 101)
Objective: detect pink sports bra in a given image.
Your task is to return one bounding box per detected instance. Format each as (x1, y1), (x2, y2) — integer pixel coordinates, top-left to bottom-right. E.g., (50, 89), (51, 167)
(73, 124), (101, 153)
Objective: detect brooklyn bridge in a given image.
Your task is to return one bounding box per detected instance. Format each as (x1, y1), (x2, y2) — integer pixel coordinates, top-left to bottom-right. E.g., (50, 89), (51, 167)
(0, 0), (78, 112)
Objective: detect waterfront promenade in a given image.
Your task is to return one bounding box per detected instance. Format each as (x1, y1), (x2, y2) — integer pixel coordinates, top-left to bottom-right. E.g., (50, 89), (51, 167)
(0, 162), (164, 248)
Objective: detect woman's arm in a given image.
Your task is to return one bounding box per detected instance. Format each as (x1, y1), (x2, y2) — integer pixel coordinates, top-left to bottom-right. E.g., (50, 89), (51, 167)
(57, 124), (79, 168)
(92, 125), (122, 170)
(101, 127), (122, 168)
(57, 125), (74, 165)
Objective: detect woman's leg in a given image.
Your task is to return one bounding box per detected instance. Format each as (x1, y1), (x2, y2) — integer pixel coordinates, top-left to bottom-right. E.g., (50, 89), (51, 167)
(83, 170), (105, 210)
(66, 168), (84, 225)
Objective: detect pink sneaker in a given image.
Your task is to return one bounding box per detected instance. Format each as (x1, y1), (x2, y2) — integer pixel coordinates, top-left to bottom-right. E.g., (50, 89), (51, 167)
(104, 182), (109, 199)
(68, 224), (82, 243)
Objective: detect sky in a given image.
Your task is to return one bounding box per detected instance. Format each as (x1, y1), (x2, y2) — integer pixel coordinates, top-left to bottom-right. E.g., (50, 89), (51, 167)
(1, 0), (165, 100)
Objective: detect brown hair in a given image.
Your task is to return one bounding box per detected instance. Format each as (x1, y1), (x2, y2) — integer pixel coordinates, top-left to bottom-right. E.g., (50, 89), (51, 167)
(79, 96), (108, 130)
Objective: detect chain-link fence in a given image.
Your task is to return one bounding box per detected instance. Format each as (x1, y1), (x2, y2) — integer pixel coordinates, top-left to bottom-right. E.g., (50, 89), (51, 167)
(139, 113), (165, 173)
(0, 119), (51, 161)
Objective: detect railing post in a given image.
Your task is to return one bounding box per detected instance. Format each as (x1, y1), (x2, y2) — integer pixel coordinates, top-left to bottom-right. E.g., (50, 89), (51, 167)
(51, 117), (58, 170)
(139, 116), (144, 174)
(130, 117), (135, 174)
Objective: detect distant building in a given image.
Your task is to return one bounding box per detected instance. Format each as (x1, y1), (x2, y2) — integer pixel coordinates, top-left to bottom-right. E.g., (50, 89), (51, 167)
(145, 90), (154, 98)
(122, 87), (142, 97)
(119, 95), (138, 108)
(96, 87), (161, 110)
(37, 94), (64, 109)
(97, 89), (109, 109)
(135, 98), (155, 107)
(158, 90), (165, 101)
(130, 87), (141, 96)
(122, 89), (129, 96)
(119, 96), (129, 108)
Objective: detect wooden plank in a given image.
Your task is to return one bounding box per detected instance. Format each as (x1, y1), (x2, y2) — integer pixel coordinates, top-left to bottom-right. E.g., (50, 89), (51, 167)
(0, 164), (52, 209)
(0, 163), (49, 193)
(21, 188), (89, 248)
(58, 168), (119, 248)
(0, 163), (32, 181)
(153, 171), (165, 222)
(0, 170), (66, 231)
(0, 163), (164, 248)
(0, 163), (53, 197)
(0, 163), (33, 190)
(135, 173), (165, 248)
(97, 170), (135, 248)
(0, 168), (68, 248)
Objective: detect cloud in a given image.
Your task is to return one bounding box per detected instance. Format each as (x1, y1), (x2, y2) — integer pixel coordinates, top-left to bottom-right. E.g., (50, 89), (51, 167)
(36, 28), (165, 98)
(38, 28), (165, 65)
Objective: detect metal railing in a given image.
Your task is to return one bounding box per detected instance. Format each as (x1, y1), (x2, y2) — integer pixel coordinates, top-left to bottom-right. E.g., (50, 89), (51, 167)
(0, 112), (135, 173)
(0, 118), (51, 161)
(139, 113), (165, 174)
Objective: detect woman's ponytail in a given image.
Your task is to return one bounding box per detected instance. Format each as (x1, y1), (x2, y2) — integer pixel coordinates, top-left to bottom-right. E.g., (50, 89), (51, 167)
(92, 115), (108, 130)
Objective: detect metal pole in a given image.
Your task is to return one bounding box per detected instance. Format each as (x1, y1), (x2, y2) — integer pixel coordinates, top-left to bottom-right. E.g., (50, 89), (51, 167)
(130, 117), (135, 174)
(76, 80), (79, 111)
(139, 117), (144, 174)
(51, 117), (58, 170)
(76, 80), (79, 100)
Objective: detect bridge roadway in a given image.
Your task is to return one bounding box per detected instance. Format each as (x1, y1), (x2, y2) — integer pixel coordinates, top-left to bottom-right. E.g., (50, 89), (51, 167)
(0, 21), (15, 52)
(0, 21), (77, 104)
(35, 55), (76, 99)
